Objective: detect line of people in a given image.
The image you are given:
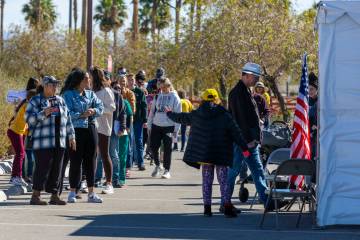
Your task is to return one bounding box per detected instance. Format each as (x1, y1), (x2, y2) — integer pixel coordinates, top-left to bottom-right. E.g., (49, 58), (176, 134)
(7, 66), (185, 205)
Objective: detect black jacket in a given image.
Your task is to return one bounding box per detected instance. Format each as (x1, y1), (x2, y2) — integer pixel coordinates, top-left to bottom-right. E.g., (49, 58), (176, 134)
(112, 89), (126, 132)
(132, 87), (147, 124)
(167, 102), (249, 169)
(228, 81), (261, 143)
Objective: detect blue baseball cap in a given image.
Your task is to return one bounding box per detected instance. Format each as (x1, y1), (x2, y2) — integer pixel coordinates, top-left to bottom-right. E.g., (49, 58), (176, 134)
(242, 62), (262, 77)
(42, 76), (60, 85)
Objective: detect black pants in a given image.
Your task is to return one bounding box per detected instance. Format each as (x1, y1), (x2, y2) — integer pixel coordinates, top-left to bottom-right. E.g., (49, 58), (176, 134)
(69, 125), (98, 189)
(33, 148), (65, 194)
(150, 124), (174, 171)
(98, 133), (113, 183)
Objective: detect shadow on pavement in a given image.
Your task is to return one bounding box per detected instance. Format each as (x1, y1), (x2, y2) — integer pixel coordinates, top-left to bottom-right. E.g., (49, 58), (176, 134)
(61, 212), (359, 240)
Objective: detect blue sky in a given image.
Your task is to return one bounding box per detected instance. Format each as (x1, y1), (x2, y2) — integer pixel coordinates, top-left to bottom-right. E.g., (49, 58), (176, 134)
(3, 0), (319, 31)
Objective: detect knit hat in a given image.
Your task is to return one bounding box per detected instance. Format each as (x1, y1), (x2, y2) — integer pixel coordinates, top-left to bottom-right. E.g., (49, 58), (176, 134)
(136, 71), (146, 81)
(309, 72), (318, 89)
(201, 89), (221, 103)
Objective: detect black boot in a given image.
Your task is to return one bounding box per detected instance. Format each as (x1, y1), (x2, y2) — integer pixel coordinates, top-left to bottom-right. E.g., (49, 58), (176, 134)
(224, 204), (238, 218)
(204, 205), (212, 217)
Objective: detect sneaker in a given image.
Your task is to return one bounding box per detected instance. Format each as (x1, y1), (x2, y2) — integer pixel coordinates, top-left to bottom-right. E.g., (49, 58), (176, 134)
(67, 192), (77, 203)
(80, 181), (88, 193)
(151, 166), (161, 177)
(161, 170), (171, 179)
(113, 181), (123, 188)
(94, 179), (102, 188)
(10, 177), (28, 187)
(219, 205), (241, 214)
(102, 184), (114, 194)
(139, 166), (146, 171)
(159, 165), (164, 171)
(88, 192), (103, 203)
(75, 194), (82, 199)
(49, 194), (67, 205)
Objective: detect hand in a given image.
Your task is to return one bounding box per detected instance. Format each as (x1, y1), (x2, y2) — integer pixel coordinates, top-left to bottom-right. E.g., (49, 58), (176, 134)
(143, 123), (147, 128)
(69, 139), (76, 151)
(126, 128), (130, 133)
(247, 140), (257, 149)
(87, 108), (96, 116)
(117, 130), (124, 137)
(44, 107), (55, 117)
(164, 106), (172, 113)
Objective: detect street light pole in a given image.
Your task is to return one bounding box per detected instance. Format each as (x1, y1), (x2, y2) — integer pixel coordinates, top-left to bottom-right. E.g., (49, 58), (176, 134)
(86, 0), (93, 70)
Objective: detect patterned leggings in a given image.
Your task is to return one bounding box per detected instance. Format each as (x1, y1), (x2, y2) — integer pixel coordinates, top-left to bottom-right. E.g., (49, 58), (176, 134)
(202, 164), (230, 205)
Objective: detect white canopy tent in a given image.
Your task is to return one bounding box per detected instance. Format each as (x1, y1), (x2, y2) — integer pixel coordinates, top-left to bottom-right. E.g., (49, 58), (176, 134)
(317, 0), (360, 227)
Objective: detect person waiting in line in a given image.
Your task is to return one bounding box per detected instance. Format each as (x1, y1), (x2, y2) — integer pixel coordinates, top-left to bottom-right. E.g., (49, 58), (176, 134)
(308, 72), (318, 183)
(165, 89), (250, 217)
(63, 69), (104, 204)
(25, 76), (76, 205)
(173, 89), (193, 152)
(148, 78), (181, 179)
(8, 89), (37, 187)
(90, 67), (116, 194)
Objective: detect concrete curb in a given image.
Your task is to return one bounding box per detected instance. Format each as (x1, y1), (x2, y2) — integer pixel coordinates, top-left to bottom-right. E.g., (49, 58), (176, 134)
(0, 162), (12, 174)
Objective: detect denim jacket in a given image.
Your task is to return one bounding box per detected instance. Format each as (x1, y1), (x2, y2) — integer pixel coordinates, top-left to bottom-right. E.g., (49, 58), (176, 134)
(63, 89), (104, 129)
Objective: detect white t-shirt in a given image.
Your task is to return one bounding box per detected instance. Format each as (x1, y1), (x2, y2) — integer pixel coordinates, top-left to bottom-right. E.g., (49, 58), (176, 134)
(95, 87), (116, 136)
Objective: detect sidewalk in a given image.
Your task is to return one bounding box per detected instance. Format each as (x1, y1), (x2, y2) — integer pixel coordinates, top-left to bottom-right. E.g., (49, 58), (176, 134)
(0, 152), (358, 239)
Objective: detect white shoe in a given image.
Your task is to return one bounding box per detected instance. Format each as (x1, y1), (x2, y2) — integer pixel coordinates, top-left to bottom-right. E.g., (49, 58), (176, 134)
(159, 165), (164, 171)
(80, 181), (88, 193)
(151, 166), (161, 177)
(67, 192), (77, 203)
(88, 193), (103, 203)
(10, 177), (28, 187)
(161, 170), (171, 179)
(102, 184), (114, 194)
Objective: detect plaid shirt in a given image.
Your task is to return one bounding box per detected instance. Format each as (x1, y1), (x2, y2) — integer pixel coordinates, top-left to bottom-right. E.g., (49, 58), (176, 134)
(25, 94), (75, 150)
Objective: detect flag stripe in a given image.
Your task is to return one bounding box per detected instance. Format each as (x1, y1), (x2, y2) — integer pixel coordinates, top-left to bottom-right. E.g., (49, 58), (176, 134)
(290, 53), (312, 188)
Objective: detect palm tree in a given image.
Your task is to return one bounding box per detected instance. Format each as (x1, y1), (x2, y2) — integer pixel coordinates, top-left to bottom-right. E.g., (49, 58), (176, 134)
(132, 0), (139, 41)
(94, 0), (127, 47)
(0, 0), (4, 52)
(81, 0), (87, 35)
(69, 0), (72, 32)
(22, 0), (57, 31)
(175, 0), (182, 45)
(73, 0), (78, 32)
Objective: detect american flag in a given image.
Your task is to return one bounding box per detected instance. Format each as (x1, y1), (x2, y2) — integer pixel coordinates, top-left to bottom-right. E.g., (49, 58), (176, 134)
(290, 53), (311, 187)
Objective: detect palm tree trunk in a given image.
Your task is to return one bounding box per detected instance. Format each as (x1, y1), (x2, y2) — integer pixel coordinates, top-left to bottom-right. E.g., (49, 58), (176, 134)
(195, 0), (201, 32)
(132, 0), (139, 42)
(74, 0), (78, 32)
(69, 0), (72, 33)
(175, 0), (182, 45)
(151, 0), (158, 45)
(81, 0), (87, 35)
(113, 29), (117, 53)
(189, 0), (195, 36)
(35, 0), (41, 29)
(0, 0), (4, 52)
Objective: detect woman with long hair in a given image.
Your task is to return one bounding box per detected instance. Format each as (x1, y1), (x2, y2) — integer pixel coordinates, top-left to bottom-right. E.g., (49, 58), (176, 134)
(62, 69), (104, 203)
(25, 76), (76, 205)
(90, 66), (116, 194)
(147, 78), (181, 179)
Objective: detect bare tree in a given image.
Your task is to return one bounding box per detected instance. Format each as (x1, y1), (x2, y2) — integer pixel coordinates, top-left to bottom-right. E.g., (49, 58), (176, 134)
(0, 0), (4, 52)
(175, 0), (182, 45)
(69, 0), (72, 33)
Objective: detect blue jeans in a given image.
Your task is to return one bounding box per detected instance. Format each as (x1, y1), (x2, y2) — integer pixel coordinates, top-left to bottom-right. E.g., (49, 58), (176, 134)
(226, 145), (268, 204)
(133, 121), (145, 167)
(180, 124), (187, 150)
(96, 133), (119, 181)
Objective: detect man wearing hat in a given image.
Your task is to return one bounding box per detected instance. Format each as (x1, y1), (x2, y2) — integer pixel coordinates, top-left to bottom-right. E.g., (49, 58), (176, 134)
(225, 62), (286, 211)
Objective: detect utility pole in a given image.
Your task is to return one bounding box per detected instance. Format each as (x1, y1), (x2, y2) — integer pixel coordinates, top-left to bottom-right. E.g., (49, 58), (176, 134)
(86, 0), (93, 70)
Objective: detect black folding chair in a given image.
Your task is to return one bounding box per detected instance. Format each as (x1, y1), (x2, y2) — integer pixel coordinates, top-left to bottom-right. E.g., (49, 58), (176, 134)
(259, 159), (315, 229)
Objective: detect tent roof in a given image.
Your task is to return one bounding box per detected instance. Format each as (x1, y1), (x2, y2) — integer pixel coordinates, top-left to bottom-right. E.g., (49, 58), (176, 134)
(318, 0), (360, 25)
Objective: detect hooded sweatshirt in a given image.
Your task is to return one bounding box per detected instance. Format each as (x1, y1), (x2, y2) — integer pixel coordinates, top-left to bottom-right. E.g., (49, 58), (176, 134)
(148, 91), (181, 133)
